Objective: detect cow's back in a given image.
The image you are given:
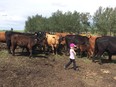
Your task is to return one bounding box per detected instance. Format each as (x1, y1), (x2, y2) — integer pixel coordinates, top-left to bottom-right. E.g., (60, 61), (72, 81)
(65, 35), (89, 47)
(5, 31), (21, 40)
(11, 34), (37, 47)
(55, 32), (70, 37)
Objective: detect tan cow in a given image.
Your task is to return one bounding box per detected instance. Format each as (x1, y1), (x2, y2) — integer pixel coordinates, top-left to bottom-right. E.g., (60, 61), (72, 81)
(46, 33), (60, 54)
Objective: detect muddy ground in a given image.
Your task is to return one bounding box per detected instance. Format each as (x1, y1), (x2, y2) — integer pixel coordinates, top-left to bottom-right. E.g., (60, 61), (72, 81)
(0, 44), (116, 87)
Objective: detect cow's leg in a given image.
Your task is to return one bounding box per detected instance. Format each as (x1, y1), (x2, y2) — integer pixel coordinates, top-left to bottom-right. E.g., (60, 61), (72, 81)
(92, 53), (96, 62)
(79, 51), (85, 58)
(21, 47), (25, 53)
(92, 49), (99, 62)
(80, 50), (87, 58)
(87, 51), (90, 59)
(29, 49), (32, 58)
(6, 40), (12, 54)
(87, 48), (93, 59)
(26, 47), (29, 53)
(29, 49), (33, 58)
(46, 45), (51, 54)
(51, 45), (55, 55)
(44, 44), (48, 55)
(108, 53), (112, 62)
(54, 47), (57, 54)
(56, 44), (60, 54)
(92, 54), (100, 63)
(42, 45), (45, 54)
(65, 44), (70, 56)
(92, 56), (96, 62)
(96, 50), (105, 64)
(41, 46), (44, 52)
(88, 50), (92, 59)
(27, 45), (32, 58)
(54, 45), (58, 55)
(12, 44), (17, 56)
(80, 51), (83, 58)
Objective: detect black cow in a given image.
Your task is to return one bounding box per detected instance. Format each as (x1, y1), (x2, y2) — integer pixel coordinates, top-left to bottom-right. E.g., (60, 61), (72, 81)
(36, 31), (47, 54)
(11, 34), (40, 57)
(92, 36), (116, 64)
(65, 35), (89, 56)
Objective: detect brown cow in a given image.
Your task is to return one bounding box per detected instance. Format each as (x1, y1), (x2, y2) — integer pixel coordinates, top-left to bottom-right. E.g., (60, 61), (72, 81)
(87, 35), (101, 58)
(11, 34), (39, 57)
(55, 32), (70, 53)
(77, 35), (100, 58)
(76, 35), (101, 58)
(55, 32), (70, 46)
(0, 32), (6, 43)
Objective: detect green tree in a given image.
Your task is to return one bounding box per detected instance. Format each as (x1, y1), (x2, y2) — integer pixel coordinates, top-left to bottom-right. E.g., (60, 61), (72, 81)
(25, 14), (47, 32)
(80, 12), (91, 33)
(93, 7), (116, 36)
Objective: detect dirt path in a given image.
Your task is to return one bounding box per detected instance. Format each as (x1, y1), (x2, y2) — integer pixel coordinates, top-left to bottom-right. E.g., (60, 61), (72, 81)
(0, 50), (116, 87)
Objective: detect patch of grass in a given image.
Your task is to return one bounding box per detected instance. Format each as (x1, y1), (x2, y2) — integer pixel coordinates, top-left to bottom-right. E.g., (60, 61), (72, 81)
(77, 57), (92, 63)
(0, 50), (9, 57)
(13, 30), (24, 32)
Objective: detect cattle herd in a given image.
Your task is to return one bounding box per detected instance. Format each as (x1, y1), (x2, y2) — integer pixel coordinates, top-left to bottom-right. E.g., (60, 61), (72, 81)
(0, 31), (116, 64)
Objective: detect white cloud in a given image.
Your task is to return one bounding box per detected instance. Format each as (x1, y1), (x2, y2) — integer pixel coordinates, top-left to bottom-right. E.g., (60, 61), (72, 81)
(0, 0), (116, 30)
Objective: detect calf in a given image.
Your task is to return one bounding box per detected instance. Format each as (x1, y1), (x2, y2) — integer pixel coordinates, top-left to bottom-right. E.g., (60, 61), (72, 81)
(11, 34), (39, 57)
(5, 31), (35, 54)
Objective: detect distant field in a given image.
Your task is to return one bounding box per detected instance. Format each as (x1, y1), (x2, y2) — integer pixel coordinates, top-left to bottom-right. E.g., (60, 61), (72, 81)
(0, 30), (24, 32)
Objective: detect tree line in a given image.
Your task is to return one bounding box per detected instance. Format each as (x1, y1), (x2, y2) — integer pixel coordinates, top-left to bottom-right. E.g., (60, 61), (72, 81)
(25, 6), (116, 36)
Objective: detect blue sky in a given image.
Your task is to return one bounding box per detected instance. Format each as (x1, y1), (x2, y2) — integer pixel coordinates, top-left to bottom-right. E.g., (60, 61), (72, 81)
(0, 0), (115, 30)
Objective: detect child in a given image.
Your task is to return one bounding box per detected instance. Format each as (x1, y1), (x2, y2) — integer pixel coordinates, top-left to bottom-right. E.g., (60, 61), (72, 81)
(64, 43), (78, 71)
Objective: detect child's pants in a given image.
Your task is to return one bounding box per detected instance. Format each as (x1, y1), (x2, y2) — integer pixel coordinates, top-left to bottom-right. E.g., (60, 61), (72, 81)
(65, 59), (77, 70)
